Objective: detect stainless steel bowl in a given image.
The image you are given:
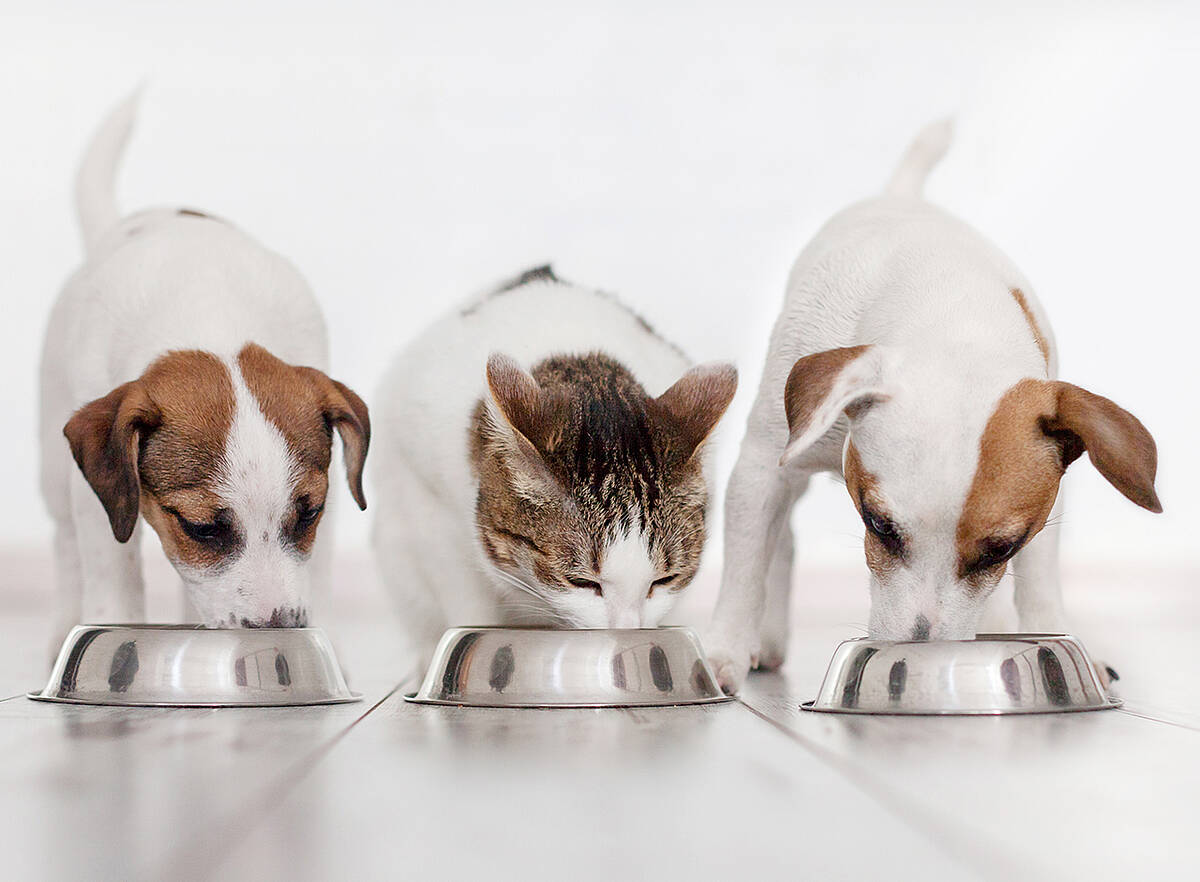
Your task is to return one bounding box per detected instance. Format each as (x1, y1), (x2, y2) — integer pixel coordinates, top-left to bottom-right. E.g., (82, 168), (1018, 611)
(802, 633), (1120, 715)
(29, 625), (360, 707)
(406, 626), (732, 708)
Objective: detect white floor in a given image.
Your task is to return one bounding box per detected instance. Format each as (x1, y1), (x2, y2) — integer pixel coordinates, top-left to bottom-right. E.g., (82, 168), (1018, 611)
(1, 550), (1196, 881)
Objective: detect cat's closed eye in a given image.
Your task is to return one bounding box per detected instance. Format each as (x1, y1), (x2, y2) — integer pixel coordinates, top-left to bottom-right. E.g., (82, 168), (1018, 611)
(566, 576), (603, 596)
(648, 573), (678, 596)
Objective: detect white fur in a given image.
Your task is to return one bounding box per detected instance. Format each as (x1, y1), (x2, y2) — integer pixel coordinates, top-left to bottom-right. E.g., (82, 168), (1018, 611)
(371, 276), (698, 669)
(707, 121), (1065, 692)
(39, 96), (333, 646)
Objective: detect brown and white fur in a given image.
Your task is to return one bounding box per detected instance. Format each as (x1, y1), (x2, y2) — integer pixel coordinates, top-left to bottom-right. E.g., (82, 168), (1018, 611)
(707, 121), (1161, 693)
(372, 267), (736, 670)
(40, 95), (369, 647)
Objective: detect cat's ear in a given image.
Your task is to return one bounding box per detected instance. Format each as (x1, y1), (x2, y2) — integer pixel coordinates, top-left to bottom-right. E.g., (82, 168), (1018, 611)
(485, 353), (570, 453)
(485, 354), (571, 496)
(654, 362), (738, 461)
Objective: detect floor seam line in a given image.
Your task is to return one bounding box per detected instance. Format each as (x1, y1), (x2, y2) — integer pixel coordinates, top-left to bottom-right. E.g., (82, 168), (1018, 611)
(140, 678), (411, 882)
(1116, 707), (1200, 733)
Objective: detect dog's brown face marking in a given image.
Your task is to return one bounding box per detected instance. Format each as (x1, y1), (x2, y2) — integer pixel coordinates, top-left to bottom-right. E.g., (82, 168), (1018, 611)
(65, 345), (370, 569)
(955, 379), (1063, 589)
(1010, 288), (1050, 368)
(65, 350), (236, 553)
(237, 343), (370, 514)
(844, 441), (903, 578)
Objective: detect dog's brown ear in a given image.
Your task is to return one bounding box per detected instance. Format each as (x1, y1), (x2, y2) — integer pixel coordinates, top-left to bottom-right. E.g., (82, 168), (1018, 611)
(1043, 383), (1162, 512)
(302, 370), (371, 510)
(63, 383), (161, 542)
(653, 362), (738, 462)
(781, 345), (888, 466)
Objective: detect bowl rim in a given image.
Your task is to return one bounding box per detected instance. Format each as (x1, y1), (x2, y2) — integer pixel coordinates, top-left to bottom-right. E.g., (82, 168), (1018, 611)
(799, 698), (1122, 716)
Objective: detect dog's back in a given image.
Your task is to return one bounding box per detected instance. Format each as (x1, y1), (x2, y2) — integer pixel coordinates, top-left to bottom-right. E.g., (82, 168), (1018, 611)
(772, 123), (1054, 379)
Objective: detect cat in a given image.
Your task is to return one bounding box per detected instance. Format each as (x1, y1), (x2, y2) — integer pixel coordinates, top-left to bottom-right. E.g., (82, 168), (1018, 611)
(372, 266), (737, 667)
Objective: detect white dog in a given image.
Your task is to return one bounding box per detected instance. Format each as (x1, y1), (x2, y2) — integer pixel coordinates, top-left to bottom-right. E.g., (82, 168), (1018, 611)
(707, 122), (1161, 692)
(39, 95), (370, 646)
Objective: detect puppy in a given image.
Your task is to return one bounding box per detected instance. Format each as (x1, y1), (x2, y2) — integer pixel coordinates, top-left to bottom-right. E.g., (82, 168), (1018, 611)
(39, 95), (370, 646)
(372, 267), (737, 670)
(707, 122), (1161, 692)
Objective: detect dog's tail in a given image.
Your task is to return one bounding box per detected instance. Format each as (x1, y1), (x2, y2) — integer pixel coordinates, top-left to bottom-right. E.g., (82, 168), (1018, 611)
(75, 90), (140, 253)
(884, 118), (953, 198)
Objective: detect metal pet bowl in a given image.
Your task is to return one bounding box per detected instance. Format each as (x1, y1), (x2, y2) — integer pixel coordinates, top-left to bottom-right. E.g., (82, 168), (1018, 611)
(30, 625), (360, 707)
(802, 633), (1120, 716)
(406, 626), (732, 708)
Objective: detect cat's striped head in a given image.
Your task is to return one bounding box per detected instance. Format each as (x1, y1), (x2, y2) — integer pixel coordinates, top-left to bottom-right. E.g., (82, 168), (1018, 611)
(471, 352), (736, 628)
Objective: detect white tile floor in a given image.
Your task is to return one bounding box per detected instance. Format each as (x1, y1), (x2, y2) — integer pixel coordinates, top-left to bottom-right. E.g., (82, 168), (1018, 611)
(1, 550), (1197, 881)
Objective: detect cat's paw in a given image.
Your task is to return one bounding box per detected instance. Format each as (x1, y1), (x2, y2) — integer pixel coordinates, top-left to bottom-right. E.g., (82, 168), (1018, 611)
(705, 628), (755, 694)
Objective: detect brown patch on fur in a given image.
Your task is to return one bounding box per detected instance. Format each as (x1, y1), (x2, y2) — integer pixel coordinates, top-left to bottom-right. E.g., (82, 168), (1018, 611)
(471, 352), (731, 603)
(959, 378), (1161, 589)
(783, 345), (871, 442)
(843, 441), (898, 578)
(65, 350), (234, 543)
(956, 380), (1062, 585)
(1010, 288), (1050, 368)
(237, 343), (371, 510)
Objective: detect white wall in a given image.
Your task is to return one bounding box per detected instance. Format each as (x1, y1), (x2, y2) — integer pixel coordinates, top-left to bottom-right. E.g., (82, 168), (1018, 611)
(2, 0), (1195, 569)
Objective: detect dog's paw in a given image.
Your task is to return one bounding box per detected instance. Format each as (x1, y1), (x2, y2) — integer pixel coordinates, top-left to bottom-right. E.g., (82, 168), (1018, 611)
(1093, 660), (1120, 693)
(754, 629), (788, 672)
(704, 629), (755, 694)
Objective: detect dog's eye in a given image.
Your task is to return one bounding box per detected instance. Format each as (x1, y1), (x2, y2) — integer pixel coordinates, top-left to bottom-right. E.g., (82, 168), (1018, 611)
(567, 576), (603, 596)
(169, 509), (234, 548)
(863, 508), (904, 554)
(296, 503), (324, 528)
(970, 537), (1024, 573)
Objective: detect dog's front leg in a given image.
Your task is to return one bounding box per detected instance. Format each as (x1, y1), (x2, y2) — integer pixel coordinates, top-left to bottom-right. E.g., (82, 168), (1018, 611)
(70, 468), (145, 624)
(1012, 496), (1066, 633)
(708, 438), (798, 693)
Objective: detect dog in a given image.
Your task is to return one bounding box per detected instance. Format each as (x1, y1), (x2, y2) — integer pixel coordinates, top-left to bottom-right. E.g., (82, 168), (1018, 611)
(39, 95), (370, 647)
(706, 121), (1161, 692)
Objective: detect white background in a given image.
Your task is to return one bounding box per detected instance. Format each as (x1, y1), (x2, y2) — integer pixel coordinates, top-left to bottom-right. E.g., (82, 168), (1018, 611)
(2, 0), (1195, 576)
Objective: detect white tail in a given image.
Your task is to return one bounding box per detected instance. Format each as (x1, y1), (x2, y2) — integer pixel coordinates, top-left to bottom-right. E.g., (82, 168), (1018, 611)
(885, 118), (953, 198)
(75, 90), (140, 253)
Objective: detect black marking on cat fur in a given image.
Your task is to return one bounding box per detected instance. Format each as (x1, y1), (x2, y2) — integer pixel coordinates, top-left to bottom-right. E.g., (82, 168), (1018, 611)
(532, 352), (664, 536)
(461, 267), (688, 364)
(461, 265), (562, 316)
(494, 264), (560, 293)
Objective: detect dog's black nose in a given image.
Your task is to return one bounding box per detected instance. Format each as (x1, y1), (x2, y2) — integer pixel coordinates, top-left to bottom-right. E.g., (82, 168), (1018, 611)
(240, 607), (308, 629)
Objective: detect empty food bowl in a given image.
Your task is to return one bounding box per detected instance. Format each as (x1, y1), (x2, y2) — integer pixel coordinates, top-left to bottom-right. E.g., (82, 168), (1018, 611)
(29, 625), (360, 707)
(406, 626), (732, 708)
(802, 633), (1120, 715)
